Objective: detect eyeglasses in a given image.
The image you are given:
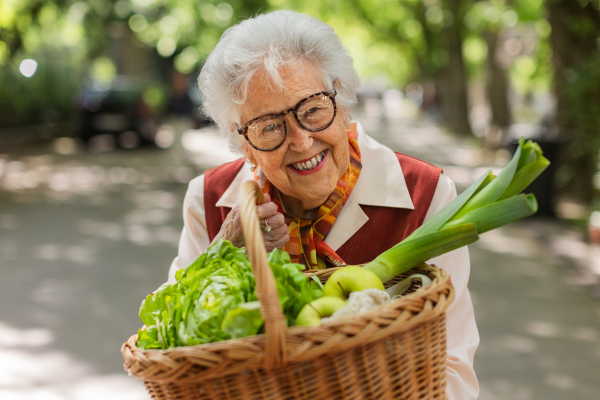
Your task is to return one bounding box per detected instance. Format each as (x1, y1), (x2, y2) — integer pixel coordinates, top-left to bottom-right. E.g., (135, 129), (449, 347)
(237, 87), (337, 151)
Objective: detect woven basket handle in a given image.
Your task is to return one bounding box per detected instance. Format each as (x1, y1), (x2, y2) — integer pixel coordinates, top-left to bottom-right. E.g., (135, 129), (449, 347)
(239, 180), (287, 370)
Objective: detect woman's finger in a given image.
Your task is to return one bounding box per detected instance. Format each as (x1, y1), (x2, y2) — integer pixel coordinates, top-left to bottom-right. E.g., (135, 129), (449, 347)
(263, 223), (288, 239)
(260, 212), (285, 230)
(264, 233), (290, 252)
(256, 201), (278, 219)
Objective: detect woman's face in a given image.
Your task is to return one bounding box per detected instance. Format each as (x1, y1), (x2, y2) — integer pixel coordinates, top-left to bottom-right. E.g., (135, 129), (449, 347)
(241, 61), (350, 212)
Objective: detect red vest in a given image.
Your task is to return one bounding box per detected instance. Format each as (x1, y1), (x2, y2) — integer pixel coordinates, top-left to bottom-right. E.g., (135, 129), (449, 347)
(204, 155), (441, 265)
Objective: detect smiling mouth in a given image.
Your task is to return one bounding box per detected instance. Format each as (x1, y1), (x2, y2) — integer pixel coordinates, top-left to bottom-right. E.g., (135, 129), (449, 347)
(289, 150), (327, 171)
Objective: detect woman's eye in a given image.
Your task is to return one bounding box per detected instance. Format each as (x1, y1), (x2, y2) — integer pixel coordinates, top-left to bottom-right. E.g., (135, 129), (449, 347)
(263, 123), (276, 132)
(306, 107), (319, 114)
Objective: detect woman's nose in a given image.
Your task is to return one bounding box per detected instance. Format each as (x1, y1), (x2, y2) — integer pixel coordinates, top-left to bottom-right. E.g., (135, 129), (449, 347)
(286, 115), (313, 152)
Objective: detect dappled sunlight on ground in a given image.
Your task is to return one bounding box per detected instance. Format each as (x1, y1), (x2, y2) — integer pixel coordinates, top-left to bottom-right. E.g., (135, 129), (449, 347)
(0, 142), (194, 399)
(469, 223), (600, 400)
(0, 322), (147, 400)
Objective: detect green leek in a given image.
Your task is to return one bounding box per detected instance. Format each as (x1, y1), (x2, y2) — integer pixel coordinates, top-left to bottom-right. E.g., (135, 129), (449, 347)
(441, 194), (538, 234)
(451, 145), (522, 220)
(362, 137), (550, 283)
(405, 168), (491, 240)
(363, 224), (479, 283)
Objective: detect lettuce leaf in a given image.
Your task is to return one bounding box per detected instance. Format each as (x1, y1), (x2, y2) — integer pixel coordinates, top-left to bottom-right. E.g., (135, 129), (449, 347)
(137, 240), (322, 349)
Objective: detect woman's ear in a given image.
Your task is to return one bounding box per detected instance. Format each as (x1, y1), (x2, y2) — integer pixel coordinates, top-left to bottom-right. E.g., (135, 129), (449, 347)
(334, 79), (343, 91)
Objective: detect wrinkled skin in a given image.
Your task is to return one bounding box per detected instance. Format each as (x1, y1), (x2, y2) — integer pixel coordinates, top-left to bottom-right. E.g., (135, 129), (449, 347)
(213, 60), (350, 251)
(211, 194), (289, 252)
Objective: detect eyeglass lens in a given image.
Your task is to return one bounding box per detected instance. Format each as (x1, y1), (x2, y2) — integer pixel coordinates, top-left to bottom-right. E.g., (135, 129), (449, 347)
(246, 93), (335, 150)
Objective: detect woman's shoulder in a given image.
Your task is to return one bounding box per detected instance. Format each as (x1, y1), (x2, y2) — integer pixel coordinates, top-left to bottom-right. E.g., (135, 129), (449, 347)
(204, 158), (246, 190)
(354, 121), (442, 183)
(390, 152), (443, 197)
(393, 152), (443, 177)
(184, 158), (246, 208)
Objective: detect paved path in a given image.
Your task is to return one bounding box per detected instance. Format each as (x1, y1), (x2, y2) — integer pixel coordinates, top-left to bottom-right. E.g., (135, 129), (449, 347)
(1, 115), (599, 399)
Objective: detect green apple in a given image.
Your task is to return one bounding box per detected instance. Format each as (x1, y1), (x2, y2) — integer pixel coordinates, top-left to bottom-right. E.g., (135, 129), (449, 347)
(323, 265), (384, 299)
(295, 296), (348, 327)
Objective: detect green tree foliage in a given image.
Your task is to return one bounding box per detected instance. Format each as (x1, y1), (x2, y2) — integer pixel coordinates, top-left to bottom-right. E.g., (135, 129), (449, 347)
(124, 0), (267, 73)
(0, 0), (269, 127)
(0, 0), (268, 70)
(270, 0), (475, 134)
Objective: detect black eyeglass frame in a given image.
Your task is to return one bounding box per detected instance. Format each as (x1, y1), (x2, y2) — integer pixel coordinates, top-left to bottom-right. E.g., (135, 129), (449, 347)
(237, 86), (338, 152)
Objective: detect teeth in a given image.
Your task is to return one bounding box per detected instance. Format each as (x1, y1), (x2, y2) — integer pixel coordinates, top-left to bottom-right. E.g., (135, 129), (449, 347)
(292, 151), (326, 171)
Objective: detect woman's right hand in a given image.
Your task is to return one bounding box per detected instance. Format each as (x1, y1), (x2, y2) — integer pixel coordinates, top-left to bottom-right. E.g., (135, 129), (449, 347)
(211, 193), (290, 252)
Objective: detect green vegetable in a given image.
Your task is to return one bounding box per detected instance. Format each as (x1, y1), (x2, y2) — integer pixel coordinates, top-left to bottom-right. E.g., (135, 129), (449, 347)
(498, 139), (550, 200)
(406, 166), (492, 240)
(266, 249), (323, 326)
(137, 240), (322, 349)
(364, 223), (480, 283)
(442, 194), (538, 234)
(451, 143), (522, 220)
(363, 138), (549, 283)
(221, 301), (263, 339)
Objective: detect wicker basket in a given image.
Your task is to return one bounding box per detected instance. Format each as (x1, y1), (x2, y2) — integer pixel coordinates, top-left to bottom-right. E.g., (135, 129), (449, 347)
(122, 181), (455, 400)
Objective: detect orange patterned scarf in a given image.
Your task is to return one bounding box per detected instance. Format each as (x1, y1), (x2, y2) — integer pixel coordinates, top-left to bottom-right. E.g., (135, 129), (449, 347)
(256, 126), (362, 269)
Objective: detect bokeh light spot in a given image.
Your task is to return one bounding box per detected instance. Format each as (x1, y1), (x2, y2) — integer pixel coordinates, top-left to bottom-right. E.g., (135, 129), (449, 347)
(53, 138), (77, 155)
(155, 125), (175, 149)
(160, 16), (179, 34)
(157, 36), (177, 57)
(401, 20), (422, 39)
(19, 59), (38, 78)
(128, 14), (148, 33)
(200, 4), (216, 22)
(463, 37), (488, 64)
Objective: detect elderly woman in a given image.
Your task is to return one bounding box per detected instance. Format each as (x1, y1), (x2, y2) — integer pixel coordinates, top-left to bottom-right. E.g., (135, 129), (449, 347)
(168, 10), (478, 400)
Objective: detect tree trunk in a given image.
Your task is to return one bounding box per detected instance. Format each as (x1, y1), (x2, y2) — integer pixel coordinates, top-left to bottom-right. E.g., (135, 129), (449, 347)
(547, 0), (600, 205)
(439, 0), (472, 136)
(483, 30), (511, 129)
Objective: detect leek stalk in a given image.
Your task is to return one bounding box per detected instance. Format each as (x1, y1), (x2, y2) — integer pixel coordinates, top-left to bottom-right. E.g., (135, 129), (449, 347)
(405, 168), (491, 241)
(363, 224), (479, 283)
(498, 159), (550, 200)
(451, 145), (521, 220)
(441, 194), (538, 234)
(361, 137), (550, 283)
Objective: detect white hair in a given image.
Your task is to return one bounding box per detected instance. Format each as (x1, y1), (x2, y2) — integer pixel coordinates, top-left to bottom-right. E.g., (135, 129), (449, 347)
(198, 10), (361, 153)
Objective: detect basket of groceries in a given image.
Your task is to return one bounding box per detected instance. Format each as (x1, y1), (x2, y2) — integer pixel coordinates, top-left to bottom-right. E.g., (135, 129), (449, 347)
(122, 138), (548, 400)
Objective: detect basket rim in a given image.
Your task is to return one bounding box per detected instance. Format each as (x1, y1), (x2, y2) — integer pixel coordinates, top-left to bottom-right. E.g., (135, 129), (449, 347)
(122, 263), (454, 383)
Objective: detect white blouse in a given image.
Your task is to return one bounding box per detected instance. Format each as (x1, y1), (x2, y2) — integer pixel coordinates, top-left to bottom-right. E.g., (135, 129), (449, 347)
(168, 122), (480, 399)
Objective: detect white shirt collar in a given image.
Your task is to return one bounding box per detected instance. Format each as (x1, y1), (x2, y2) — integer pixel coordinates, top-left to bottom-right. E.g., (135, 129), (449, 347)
(352, 121), (414, 209)
(214, 121), (414, 250)
(215, 161), (254, 208)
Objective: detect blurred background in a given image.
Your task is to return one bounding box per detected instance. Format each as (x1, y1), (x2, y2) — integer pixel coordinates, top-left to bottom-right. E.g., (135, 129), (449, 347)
(1, 0), (600, 399)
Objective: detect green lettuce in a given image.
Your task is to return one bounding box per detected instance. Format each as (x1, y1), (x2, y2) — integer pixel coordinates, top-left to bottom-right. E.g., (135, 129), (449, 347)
(137, 239), (322, 349)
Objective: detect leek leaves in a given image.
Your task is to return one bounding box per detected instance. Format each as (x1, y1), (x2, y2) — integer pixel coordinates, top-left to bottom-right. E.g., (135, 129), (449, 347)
(364, 138), (549, 283)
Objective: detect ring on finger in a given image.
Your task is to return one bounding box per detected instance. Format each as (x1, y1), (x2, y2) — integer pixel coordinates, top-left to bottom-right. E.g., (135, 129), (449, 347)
(263, 219), (272, 233)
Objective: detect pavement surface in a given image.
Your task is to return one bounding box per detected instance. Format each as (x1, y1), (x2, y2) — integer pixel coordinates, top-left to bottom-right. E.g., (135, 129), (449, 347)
(1, 114), (599, 400)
